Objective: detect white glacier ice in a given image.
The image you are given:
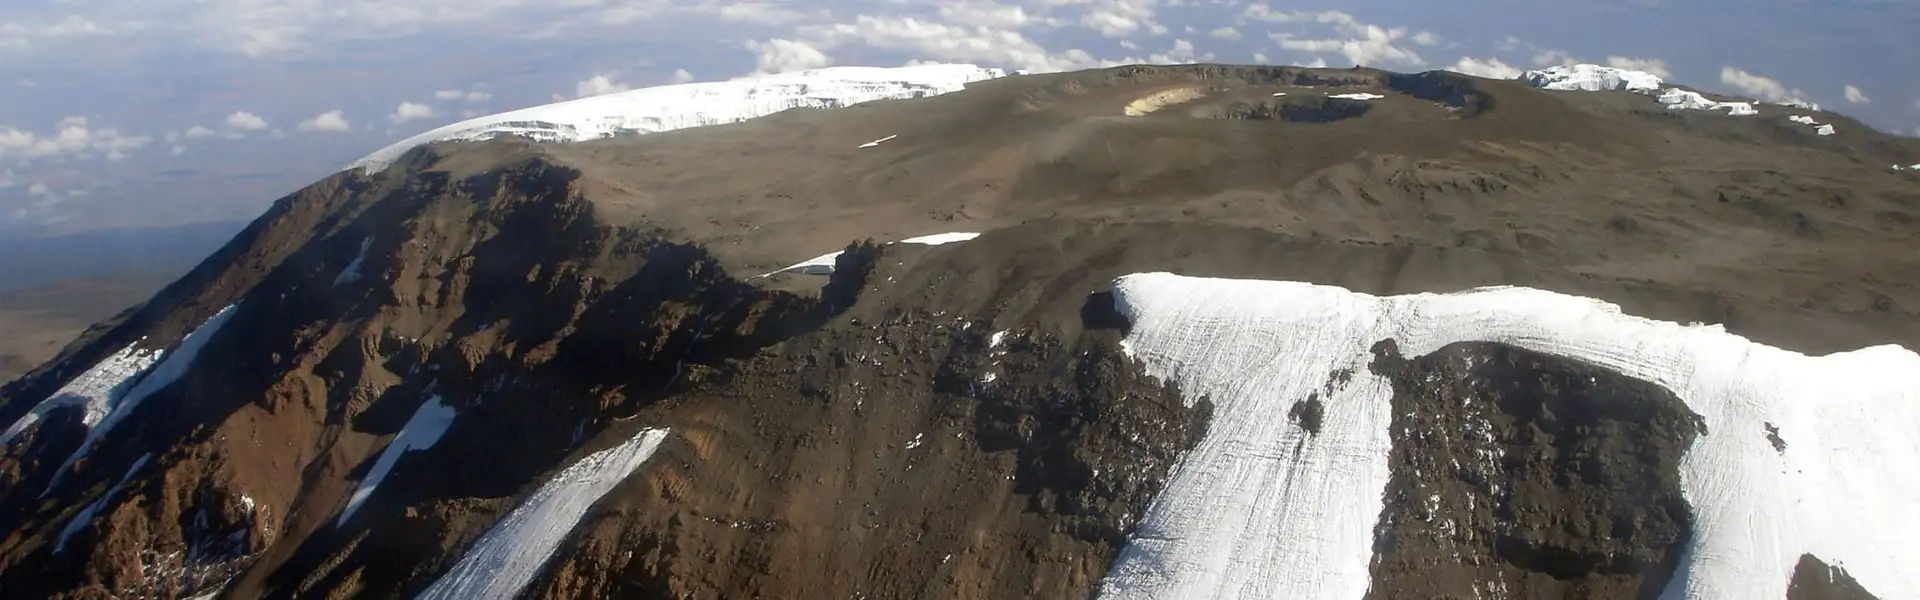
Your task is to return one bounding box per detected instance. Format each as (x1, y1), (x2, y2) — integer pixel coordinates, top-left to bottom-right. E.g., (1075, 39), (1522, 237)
(348, 64), (1008, 173)
(415, 428), (671, 600)
(1655, 89), (1758, 116)
(56, 453), (152, 553)
(334, 236), (373, 287)
(42, 305), (240, 495)
(1098, 273), (1918, 600)
(0, 344), (163, 449)
(1789, 115), (1818, 125)
(761, 231), (983, 277)
(1519, 64), (1664, 92)
(1815, 124), (1836, 136)
(336, 395), (458, 527)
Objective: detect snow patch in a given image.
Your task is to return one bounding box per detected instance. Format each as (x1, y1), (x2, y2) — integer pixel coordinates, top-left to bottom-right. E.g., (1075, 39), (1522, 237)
(1815, 124), (1836, 136)
(333, 237), (373, 286)
(1519, 64), (1663, 92)
(1656, 89), (1758, 116)
(1125, 87), (1207, 116)
(335, 395), (458, 526)
(761, 231), (983, 277)
(416, 428), (671, 600)
(1098, 273), (1920, 600)
(349, 64), (1006, 173)
(1789, 115), (1818, 125)
(56, 453), (152, 553)
(1327, 93), (1385, 101)
(43, 305), (241, 495)
(0, 344), (163, 449)
(858, 134), (899, 148)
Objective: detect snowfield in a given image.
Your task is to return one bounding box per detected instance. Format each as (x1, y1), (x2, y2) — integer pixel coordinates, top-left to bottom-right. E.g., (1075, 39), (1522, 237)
(349, 64), (1008, 173)
(762, 231), (983, 277)
(416, 427), (672, 600)
(1099, 273), (1918, 600)
(336, 395), (458, 526)
(1520, 64), (1765, 117)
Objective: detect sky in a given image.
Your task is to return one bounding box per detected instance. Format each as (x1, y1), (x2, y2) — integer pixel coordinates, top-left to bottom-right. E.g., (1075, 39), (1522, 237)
(2, 0), (1916, 234)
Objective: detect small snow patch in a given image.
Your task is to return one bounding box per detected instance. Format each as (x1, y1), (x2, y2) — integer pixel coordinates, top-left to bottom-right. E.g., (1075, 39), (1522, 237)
(858, 134), (899, 148)
(761, 232), (983, 277)
(1789, 115), (1817, 125)
(906, 433), (924, 450)
(333, 237), (373, 286)
(1327, 93), (1384, 101)
(337, 395), (458, 526)
(1815, 124), (1836, 136)
(56, 453), (152, 553)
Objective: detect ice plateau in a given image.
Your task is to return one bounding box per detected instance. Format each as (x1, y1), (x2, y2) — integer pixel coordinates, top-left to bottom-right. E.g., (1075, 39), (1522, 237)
(1519, 64), (1663, 93)
(348, 64), (1009, 173)
(1098, 273), (1917, 600)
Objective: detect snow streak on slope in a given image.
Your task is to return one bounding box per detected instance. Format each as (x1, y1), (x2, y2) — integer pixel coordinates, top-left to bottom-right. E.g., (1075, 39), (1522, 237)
(334, 237), (373, 286)
(761, 232), (983, 277)
(1656, 89), (1758, 116)
(56, 453), (151, 553)
(0, 345), (162, 448)
(336, 395), (457, 526)
(1099, 273), (1919, 600)
(349, 64), (1008, 173)
(1520, 64), (1663, 92)
(415, 428), (671, 600)
(43, 305), (241, 494)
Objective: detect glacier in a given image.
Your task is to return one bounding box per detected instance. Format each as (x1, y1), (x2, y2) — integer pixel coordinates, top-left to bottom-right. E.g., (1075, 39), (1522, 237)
(348, 64), (1009, 173)
(1097, 273), (1918, 600)
(0, 344), (164, 449)
(1520, 64), (1761, 117)
(1519, 64), (1664, 92)
(335, 395), (457, 527)
(416, 428), (671, 600)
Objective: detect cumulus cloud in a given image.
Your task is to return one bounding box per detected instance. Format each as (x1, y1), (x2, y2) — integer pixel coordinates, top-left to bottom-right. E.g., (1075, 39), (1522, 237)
(297, 109), (352, 132)
(718, 2), (811, 25)
(938, 2), (1047, 29)
(1247, 6), (1429, 67)
(1844, 85), (1870, 105)
(0, 117), (151, 161)
(1605, 56), (1672, 78)
(183, 125), (217, 140)
(224, 111), (269, 131)
(1077, 0), (1166, 38)
(1208, 26), (1242, 41)
(573, 75), (632, 98)
(746, 38), (833, 74)
(1450, 57), (1521, 79)
(1720, 66), (1806, 103)
(671, 69), (696, 84)
(389, 101), (437, 123)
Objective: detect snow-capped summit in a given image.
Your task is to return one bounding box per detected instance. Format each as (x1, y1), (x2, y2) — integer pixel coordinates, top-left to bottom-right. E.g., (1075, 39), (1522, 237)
(347, 63), (1011, 173)
(1518, 64), (1664, 93)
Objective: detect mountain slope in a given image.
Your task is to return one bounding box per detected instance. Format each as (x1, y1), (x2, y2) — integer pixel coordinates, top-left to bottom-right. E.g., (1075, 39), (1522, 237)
(2, 63), (1918, 599)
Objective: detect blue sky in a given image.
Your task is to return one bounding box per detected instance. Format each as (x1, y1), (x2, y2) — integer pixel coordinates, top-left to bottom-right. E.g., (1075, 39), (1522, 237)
(2, 0), (1916, 234)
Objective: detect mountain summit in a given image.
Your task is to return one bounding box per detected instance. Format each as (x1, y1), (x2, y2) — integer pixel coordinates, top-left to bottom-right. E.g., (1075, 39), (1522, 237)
(3, 63), (1918, 600)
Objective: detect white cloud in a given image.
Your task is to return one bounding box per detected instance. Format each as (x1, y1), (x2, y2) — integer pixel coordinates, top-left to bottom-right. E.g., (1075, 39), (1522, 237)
(390, 101), (437, 123)
(297, 109), (352, 132)
(1253, 52), (1270, 63)
(183, 125), (216, 140)
(436, 89), (492, 102)
(719, 2), (810, 25)
(671, 69), (696, 84)
(1208, 26), (1242, 41)
(1844, 84), (1870, 105)
(1449, 57), (1521, 79)
(224, 110), (269, 131)
(171, 144), (185, 155)
(0, 118), (151, 161)
(1248, 6), (1428, 67)
(1077, 0), (1165, 38)
(745, 38), (833, 74)
(1411, 31), (1438, 46)
(0, 169), (13, 190)
(807, 15), (1098, 73)
(572, 74), (631, 98)
(1720, 66), (1806, 103)
(938, 2), (1044, 29)
(27, 182), (49, 196)
(1605, 56), (1672, 78)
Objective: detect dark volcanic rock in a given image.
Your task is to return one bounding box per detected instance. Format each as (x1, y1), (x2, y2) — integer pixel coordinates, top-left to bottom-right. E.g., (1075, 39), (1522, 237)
(1364, 340), (1706, 600)
(1789, 554), (1881, 600)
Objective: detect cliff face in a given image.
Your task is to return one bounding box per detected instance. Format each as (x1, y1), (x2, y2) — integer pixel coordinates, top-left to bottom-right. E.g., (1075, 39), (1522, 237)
(3, 63), (1917, 599)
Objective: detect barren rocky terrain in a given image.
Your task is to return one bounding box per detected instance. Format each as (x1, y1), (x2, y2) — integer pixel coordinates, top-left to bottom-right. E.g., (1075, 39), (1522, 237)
(1, 64), (1915, 599)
